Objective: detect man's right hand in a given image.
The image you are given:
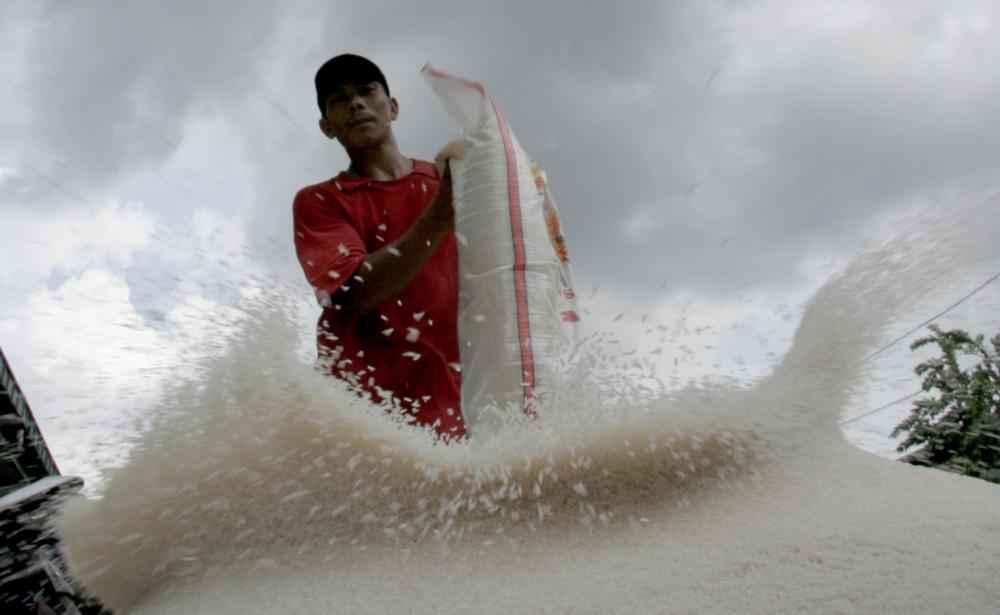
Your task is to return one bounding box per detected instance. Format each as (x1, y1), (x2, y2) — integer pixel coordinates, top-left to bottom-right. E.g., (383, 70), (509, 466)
(434, 139), (465, 176)
(430, 139), (464, 228)
(427, 159), (456, 230)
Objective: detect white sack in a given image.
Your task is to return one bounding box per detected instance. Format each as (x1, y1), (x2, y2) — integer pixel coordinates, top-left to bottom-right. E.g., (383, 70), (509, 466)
(422, 64), (580, 432)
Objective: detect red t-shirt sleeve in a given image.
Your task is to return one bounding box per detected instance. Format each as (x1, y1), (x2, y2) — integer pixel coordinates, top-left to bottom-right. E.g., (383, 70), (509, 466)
(292, 188), (367, 298)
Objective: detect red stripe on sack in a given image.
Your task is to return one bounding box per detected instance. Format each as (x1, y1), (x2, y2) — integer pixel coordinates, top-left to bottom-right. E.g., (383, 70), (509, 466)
(493, 102), (537, 416)
(561, 310), (580, 323)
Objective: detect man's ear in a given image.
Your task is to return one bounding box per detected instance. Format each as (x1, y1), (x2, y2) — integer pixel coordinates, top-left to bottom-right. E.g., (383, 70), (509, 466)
(390, 97), (400, 121)
(318, 116), (335, 139)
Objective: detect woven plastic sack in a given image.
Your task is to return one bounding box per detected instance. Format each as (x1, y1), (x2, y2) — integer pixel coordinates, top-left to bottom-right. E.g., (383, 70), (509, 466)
(422, 64), (580, 432)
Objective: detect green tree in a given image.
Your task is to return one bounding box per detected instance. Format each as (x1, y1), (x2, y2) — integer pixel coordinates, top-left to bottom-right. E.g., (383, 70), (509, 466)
(892, 325), (1000, 484)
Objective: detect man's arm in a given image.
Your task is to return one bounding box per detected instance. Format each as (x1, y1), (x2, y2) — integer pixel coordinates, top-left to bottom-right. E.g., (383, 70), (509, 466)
(347, 161), (456, 315)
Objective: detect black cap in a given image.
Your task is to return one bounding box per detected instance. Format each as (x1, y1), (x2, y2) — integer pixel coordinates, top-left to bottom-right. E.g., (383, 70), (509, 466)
(315, 54), (390, 114)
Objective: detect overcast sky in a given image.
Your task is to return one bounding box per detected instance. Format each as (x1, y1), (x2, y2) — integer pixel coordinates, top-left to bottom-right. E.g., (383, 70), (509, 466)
(2, 1), (999, 482)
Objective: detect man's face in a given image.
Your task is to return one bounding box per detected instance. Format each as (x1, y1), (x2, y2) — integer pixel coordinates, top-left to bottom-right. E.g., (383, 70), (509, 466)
(319, 81), (398, 150)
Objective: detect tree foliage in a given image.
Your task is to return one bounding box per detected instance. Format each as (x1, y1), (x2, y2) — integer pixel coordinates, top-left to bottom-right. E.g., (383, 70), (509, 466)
(892, 325), (1000, 483)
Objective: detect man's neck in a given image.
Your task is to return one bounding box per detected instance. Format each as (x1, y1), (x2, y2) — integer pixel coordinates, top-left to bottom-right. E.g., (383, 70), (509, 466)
(345, 142), (413, 181)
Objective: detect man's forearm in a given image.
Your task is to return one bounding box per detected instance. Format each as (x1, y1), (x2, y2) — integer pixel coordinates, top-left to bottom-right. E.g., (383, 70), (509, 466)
(349, 202), (452, 315)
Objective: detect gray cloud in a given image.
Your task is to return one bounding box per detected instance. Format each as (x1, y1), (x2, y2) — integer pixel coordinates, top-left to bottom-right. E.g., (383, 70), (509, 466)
(4, 1), (281, 206)
(244, 2), (728, 288)
(282, 1), (1000, 295)
(7, 1), (1000, 299)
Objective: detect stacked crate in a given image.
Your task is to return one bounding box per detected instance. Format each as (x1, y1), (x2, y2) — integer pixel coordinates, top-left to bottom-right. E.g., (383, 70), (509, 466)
(0, 348), (109, 614)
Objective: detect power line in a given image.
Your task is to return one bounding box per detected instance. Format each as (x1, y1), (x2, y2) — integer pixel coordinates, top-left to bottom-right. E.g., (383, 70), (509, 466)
(839, 390), (920, 426)
(840, 268), (1000, 426)
(861, 270), (1000, 364)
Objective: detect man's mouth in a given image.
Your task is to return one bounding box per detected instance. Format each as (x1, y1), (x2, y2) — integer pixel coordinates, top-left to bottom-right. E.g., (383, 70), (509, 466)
(350, 117), (375, 127)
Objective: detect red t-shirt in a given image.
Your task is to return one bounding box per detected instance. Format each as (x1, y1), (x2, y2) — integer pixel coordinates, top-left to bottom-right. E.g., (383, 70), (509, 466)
(292, 159), (466, 439)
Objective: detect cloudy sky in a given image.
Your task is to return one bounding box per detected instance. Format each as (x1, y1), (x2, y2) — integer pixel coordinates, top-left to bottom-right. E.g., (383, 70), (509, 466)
(2, 0), (999, 483)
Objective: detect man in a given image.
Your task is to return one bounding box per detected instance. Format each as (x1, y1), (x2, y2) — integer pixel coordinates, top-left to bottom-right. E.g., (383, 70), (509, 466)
(292, 54), (466, 439)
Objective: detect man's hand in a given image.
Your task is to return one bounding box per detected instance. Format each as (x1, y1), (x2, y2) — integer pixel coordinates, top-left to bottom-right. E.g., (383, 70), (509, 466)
(428, 139), (463, 230)
(426, 159), (455, 230)
(434, 139), (465, 177)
